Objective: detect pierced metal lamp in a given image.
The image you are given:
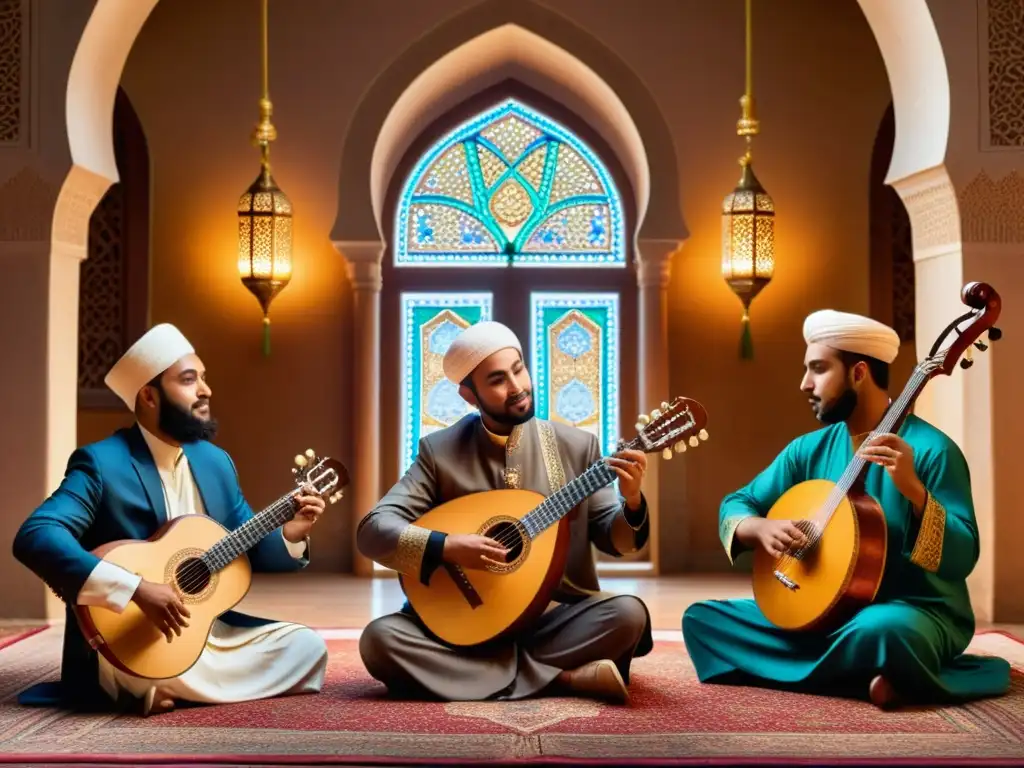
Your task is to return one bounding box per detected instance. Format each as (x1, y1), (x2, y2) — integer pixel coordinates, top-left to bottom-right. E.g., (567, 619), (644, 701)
(238, 0), (291, 357)
(722, 0), (775, 360)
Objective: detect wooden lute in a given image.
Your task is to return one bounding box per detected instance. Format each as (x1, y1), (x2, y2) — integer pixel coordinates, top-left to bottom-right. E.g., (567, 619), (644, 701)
(74, 449), (349, 679)
(401, 396), (709, 647)
(753, 282), (1002, 632)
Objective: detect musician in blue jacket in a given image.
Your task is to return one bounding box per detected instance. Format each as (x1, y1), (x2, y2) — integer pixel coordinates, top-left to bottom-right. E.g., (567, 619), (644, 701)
(12, 324), (328, 716)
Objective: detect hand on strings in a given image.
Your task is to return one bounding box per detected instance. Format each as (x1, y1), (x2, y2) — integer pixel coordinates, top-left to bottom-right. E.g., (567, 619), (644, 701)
(737, 518), (810, 559)
(443, 533), (509, 570)
(132, 580), (190, 642)
(605, 449), (647, 510)
(283, 484), (326, 543)
(858, 433), (927, 512)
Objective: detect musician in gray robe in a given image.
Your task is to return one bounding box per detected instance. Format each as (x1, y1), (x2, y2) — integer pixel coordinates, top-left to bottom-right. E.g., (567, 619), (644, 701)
(358, 321), (653, 703)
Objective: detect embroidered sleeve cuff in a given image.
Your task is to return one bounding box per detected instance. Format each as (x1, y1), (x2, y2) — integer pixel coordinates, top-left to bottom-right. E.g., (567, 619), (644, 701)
(282, 530), (309, 560)
(377, 524), (431, 576)
(77, 560), (143, 613)
(909, 492), (945, 573)
(720, 515), (753, 566)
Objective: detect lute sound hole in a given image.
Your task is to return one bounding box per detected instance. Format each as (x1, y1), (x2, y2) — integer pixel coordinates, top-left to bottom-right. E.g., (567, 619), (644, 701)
(175, 558), (212, 595)
(479, 516), (530, 573)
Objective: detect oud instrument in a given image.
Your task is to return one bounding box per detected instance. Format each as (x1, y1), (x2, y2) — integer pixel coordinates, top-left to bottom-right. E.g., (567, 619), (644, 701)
(74, 450), (349, 679)
(401, 397), (710, 647)
(753, 282), (1002, 632)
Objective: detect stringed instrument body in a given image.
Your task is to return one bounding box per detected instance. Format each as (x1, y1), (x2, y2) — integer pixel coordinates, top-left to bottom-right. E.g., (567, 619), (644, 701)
(74, 451), (349, 680)
(401, 397), (709, 648)
(753, 282), (1002, 632)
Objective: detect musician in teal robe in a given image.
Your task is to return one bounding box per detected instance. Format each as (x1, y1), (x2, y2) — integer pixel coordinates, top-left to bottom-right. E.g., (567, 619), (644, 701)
(682, 310), (1011, 709)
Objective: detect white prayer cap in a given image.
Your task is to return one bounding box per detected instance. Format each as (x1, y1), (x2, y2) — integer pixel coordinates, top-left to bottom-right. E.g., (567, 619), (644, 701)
(803, 310), (900, 364)
(104, 323), (195, 410)
(442, 321), (523, 384)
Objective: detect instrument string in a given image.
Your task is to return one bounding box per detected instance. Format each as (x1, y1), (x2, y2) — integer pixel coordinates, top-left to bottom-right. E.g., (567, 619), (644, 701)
(173, 492), (298, 594)
(772, 363), (932, 576)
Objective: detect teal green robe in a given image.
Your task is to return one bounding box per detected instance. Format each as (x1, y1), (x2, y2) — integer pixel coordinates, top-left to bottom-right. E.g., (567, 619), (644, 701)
(682, 414), (1011, 704)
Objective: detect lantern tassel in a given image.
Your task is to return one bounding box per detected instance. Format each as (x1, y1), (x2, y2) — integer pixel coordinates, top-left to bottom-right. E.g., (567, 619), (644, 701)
(262, 316), (271, 357)
(740, 310), (754, 360)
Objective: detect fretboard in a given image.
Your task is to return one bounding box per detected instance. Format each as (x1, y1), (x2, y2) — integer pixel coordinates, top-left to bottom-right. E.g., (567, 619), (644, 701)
(201, 493), (298, 572)
(832, 363), (930, 497)
(520, 460), (619, 538)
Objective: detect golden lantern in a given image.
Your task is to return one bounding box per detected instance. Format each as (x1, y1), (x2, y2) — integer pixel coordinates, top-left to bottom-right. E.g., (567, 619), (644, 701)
(238, 0), (291, 357)
(722, 0), (774, 360)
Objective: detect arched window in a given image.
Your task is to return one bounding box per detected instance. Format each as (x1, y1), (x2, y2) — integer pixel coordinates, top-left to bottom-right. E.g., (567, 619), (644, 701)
(395, 99), (625, 268)
(384, 95), (637, 480)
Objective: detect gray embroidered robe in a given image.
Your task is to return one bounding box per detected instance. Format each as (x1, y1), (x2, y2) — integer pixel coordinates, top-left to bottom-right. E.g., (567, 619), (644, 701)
(356, 413), (654, 699)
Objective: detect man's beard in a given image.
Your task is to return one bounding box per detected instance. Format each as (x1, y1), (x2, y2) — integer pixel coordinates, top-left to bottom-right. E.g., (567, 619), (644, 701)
(479, 391), (535, 427)
(813, 387), (858, 425)
(158, 396), (218, 443)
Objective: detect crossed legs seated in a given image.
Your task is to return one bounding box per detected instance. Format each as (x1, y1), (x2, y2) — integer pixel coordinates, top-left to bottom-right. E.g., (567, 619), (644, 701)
(682, 598), (1011, 709)
(101, 620), (329, 716)
(360, 594), (649, 703)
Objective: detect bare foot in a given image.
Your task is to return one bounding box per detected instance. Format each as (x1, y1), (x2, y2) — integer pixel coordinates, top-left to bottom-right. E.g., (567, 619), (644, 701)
(142, 686), (176, 717)
(869, 674), (900, 710)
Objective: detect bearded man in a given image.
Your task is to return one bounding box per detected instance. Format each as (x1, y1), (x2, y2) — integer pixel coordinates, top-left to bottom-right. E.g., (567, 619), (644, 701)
(13, 324), (328, 716)
(357, 321), (652, 703)
(682, 310), (1010, 709)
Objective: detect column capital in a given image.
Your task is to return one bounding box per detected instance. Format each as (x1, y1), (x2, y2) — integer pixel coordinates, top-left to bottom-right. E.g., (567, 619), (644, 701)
(333, 239), (385, 292)
(635, 238), (680, 288)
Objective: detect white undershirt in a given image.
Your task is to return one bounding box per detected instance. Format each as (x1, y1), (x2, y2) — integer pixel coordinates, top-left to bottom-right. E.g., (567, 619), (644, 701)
(76, 425), (306, 612)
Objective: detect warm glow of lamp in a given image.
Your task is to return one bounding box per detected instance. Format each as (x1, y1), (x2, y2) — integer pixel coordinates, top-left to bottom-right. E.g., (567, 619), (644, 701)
(238, 0), (291, 356)
(722, 0), (774, 359)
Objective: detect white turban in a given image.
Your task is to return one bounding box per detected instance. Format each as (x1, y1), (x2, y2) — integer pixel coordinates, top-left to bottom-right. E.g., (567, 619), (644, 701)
(442, 321), (523, 384)
(803, 310), (900, 364)
(104, 323), (195, 410)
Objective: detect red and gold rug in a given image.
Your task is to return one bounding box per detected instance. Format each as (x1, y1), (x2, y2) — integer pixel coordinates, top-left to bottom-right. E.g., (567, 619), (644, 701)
(0, 627), (1020, 765)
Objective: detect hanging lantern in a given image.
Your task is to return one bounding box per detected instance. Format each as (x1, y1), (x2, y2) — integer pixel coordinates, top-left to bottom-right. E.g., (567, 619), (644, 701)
(721, 0), (774, 360)
(238, 167), (292, 356)
(238, 0), (291, 357)
(722, 157), (774, 359)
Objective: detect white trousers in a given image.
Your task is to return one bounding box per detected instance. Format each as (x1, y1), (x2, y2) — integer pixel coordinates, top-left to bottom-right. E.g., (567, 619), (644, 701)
(98, 620), (328, 708)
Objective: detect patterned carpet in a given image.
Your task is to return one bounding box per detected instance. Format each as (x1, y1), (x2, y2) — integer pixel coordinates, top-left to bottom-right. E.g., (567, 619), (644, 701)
(0, 627), (1021, 766)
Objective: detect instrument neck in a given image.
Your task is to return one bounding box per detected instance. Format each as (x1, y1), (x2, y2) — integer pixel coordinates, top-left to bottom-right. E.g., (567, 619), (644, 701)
(201, 493), (298, 573)
(520, 460), (619, 539)
(834, 363), (931, 497)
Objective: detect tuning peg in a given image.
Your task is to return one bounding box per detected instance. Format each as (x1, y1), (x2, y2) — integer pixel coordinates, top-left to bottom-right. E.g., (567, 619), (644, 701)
(960, 357), (974, 369)
(294, 454), (308, 468)
(291, 467), (299, 475)
(305, 449), (315, 459)
(689, 435), (699, 447)
(699, 429), (709, 441)
(974, 340), (989, 352)
(660, 401), (669, 410)
(674, 441), (686, 453)
(989, 327), (1002, 341)
(662, 448), (673, 460)
(637, 414), (650, 425)
(651, 409), (661, 419)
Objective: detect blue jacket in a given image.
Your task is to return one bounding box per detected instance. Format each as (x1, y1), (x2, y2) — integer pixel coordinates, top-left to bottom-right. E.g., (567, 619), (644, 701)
(11, 424), (306, 710)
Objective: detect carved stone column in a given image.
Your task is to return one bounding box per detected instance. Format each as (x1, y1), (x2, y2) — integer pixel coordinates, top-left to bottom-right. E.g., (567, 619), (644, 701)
(334, 240), (385, 576)
(635, 238), (679, 575)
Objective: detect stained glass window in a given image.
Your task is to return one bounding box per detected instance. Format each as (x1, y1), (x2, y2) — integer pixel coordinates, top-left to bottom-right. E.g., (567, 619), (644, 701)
(400, 293), (493, 473)
(395, 99), (625, 267)
(530, 293), (620, 456)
